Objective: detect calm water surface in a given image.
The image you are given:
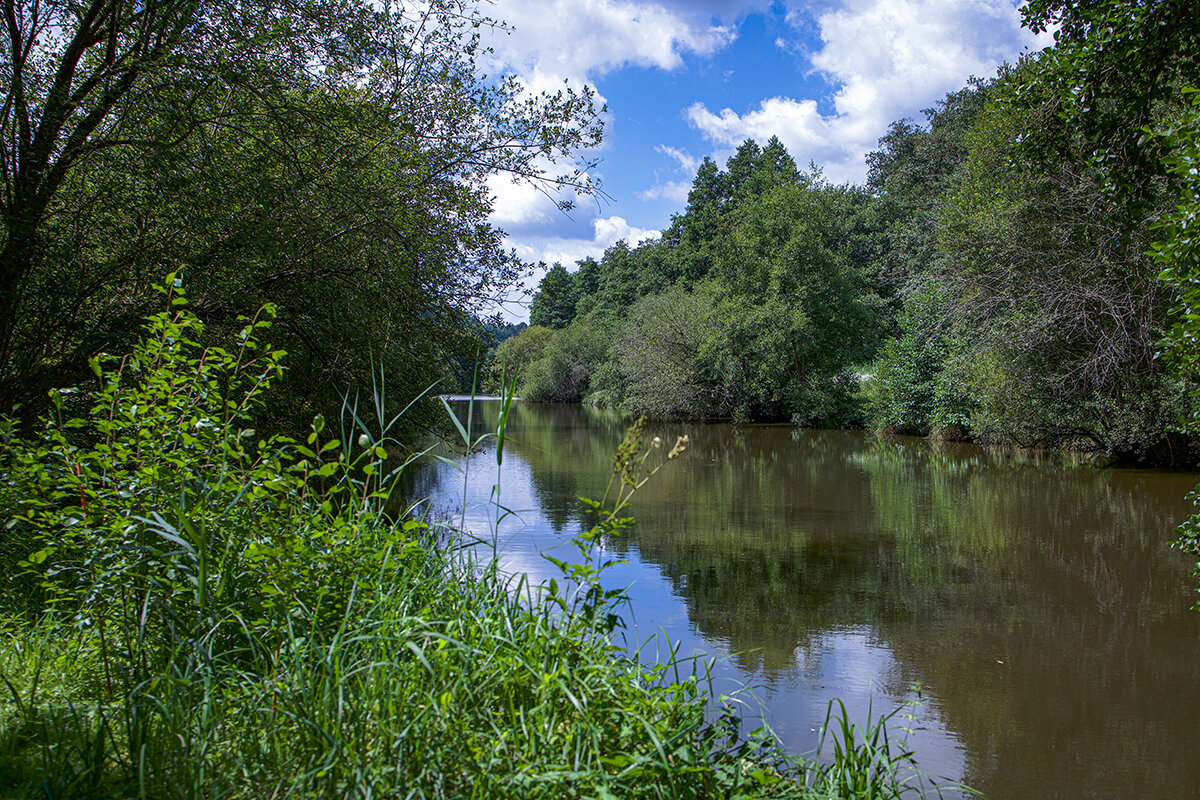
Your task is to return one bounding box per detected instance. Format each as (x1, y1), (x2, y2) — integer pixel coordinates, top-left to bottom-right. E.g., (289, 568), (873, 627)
(413, 401), (1200, 800)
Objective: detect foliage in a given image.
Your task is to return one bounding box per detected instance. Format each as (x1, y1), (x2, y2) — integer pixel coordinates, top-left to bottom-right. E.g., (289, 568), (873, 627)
(1, 273), (409, 634)
(512, 41), (1200, 466)
(931, 55), (1187, 460)
(524, 140), (882, 427)
(864, 79), (998, 291)
(809, 700), (962, 799)
(707, 181), (881, 426)
(521, 321), (610, 403)
(0, 283), (955, 798)
(1018, 0), (1200, 207)
(488, 324), (554, 392)
(0, 0), (603, 427)
(866, 281), (974, 437)
(615, 284), (729, 419)
(530, 264), (579, 329)
(1154, 89), (1200, 602)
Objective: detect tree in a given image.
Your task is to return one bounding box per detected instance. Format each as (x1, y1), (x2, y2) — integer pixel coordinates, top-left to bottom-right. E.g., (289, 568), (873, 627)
(521, 321), (609, 403)
(867, 280), (974, 437)
(572, 257), (602, 317)
(0, 0), (200, 379)
(721, 139), (762, 206)
(0, 0), (603, 414)
(665, 157), (723, 284)
(1017, 0), (1200, 206)
(530, 264), (578, 329)
(595, 240), (640, 314)
(937, 76), (1185, 459)
(709, 181), (882, 424)
(1153, 89), (1200, 592)
(616, 284), (728, 419)
(489, 324), (554, 389)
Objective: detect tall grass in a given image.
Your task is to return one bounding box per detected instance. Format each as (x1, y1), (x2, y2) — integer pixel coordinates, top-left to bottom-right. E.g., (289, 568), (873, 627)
(0, 278), (966, 798)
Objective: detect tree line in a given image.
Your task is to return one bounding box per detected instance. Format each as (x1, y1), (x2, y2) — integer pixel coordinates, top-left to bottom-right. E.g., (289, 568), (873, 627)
(501, 5), (1200, 467)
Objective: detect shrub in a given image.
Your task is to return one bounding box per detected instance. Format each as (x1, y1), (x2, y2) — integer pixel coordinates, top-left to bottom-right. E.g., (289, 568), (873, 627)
(521, 321), (610, 403)
(868, 281), (975, 437)
(616, 284), (730, 419)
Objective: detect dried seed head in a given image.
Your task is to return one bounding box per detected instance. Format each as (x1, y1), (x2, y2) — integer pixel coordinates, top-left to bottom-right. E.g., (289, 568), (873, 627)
(667, 434), (689, 460)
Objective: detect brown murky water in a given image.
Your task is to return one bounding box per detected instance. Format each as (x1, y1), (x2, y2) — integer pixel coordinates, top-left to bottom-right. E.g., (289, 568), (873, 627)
(418, 401), (1200, 799)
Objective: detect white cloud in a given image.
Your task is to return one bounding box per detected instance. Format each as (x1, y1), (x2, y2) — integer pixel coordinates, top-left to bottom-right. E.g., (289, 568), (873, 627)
(485, 0), (738, 87)
(685, 0), (1054, 183)
(636, 180), (692, 203)
(487, 174), (563, 230)
(635, 145), (699, 203)
(485, 154), (600, 239)
(656, 144), (700, 175)
(479, 2), (747, 246)
(513, 215), (661, 269)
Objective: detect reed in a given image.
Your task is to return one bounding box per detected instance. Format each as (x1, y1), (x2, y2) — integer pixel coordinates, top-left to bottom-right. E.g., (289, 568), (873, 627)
(0, 279), (964, 799)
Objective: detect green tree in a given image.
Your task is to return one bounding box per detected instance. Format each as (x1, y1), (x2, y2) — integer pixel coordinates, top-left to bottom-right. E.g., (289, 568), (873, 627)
(937, 77), (1185, 459)
(1018, 0), (1200, 206)
(530, 264), (579, 329)
(709, 181), (882, 424)
(867, 281), (974, 437)
(489, 325), (554, 389)
(1154, 90), (1200, 593)
(595, 240), (640, 314)
(0, 0), (603, 417)
(722, 139), (763, 206)
(521, 322), (610, 403)
(616, 284), (728, 419)
(663, 157), (723, 285)
(572, 257), (602, 317)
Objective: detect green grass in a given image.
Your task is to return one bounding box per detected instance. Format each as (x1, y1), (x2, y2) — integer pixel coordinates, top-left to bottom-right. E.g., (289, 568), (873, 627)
(0, 278), (968, 798)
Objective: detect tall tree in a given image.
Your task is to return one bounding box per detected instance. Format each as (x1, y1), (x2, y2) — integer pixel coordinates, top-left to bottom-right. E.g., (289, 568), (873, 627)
(0, 0), (603, 413)
(530, 264), (578, 329)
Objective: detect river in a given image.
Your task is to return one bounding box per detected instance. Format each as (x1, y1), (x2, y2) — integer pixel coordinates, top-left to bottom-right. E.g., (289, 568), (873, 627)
(411, 400), (1200, 799)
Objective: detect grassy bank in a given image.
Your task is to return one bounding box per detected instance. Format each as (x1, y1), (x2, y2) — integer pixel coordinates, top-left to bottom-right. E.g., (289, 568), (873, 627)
(0, 281), (946, 798)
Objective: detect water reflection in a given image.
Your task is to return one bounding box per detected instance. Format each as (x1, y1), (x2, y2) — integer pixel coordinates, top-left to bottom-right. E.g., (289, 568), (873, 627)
(414, 401), (1200, 800)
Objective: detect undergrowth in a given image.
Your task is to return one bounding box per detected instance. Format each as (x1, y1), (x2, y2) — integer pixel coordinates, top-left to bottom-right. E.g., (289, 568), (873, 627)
(0, 276), (961, 798)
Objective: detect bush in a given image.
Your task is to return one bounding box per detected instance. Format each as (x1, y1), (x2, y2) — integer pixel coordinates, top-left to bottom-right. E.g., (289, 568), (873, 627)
(521, 321), (610, 403)
(488, 324), (554, 391)
(867, 281), (975, 437)
(616, 284), (730, 419)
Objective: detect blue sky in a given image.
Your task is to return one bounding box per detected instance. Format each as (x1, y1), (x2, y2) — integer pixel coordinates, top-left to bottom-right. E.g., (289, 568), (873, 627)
(480, 0), (1051, 321)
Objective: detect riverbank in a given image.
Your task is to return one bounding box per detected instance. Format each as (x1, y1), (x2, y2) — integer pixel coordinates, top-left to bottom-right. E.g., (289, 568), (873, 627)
(564, 394), (1200, 470)
(0, 295), (934, 799)
(426, 399), (1200, 798)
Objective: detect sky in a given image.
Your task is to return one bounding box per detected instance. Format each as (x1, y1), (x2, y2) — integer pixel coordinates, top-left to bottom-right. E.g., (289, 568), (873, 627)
(479, 0), (1053, 321)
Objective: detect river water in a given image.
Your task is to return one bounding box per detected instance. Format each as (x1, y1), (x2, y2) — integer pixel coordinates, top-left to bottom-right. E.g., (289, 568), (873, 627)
(412, 400), (1200, 799)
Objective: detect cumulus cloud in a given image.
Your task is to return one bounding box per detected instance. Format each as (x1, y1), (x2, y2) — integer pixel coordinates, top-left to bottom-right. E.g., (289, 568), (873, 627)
(513, 215), (661, 269)
(487, 175), (563, 230)
(478, 1), (744, 277)
(485, 0), (737, 87)
(485, 152), (600, 239)
(634, 145), (700, 203)
(685, 0), (1053, 183)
